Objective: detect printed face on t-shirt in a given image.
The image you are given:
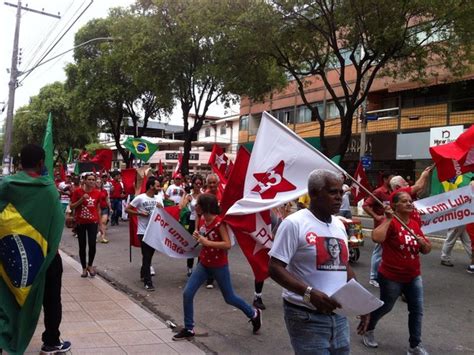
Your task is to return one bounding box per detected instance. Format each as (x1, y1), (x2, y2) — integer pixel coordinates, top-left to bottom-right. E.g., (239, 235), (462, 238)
(313, 234), (348, 271)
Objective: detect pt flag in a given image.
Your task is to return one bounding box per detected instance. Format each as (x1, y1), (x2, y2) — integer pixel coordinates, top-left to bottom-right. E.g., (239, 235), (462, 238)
(123, 137), (158, 163)
(221, 146), (272, 282)
(208, 144), (230, 183)
(351, 162), (372, 203)
(42, 112), (54, 178)
(91, 149), (113, 171)
(430, 125), (474, 182)
(0, 171), (64, 354)
(226, 112), (344, 215)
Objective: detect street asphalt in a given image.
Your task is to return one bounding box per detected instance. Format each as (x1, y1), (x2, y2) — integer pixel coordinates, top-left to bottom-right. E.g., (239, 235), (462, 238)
(59, 221), (474, 354)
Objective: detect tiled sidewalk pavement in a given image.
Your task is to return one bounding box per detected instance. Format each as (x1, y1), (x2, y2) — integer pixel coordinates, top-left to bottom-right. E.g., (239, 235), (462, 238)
(24, 251), (205, 355)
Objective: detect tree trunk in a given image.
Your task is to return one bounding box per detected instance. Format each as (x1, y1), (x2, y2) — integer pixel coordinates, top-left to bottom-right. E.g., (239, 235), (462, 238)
(336, 113), (355, 162)
(181, 137), (192, 176)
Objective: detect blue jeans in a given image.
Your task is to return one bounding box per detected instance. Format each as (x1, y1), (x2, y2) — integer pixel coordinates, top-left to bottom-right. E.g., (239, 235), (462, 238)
(368, 274), (424, 348)
(283, 301), (350, 355)
(110, 198), (122, 224)
(183, 263), (254, 330)
(369, 243), (383, 280)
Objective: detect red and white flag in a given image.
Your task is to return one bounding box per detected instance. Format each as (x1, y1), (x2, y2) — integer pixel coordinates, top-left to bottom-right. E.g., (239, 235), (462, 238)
(157, 159), (164, 176)
(221, 146), (272, 282)
(226, 112), (344, 215)
(351, 161), (372, 204)
(173, 152), (183, 178)
(430, 125), (474, 182)
(208, 144), (230, 183)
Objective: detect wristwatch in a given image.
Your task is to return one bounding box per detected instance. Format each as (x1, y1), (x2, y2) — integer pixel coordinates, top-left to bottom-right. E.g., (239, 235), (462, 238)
(303, 286), (313, 304)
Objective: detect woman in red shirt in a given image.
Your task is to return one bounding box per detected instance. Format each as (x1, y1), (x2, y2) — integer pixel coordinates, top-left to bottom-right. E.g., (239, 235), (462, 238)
(361, 191), (431, 354)
(96, 178), (111, 244)
(70, 173), (101, 277)
(172, 193), (262, 341)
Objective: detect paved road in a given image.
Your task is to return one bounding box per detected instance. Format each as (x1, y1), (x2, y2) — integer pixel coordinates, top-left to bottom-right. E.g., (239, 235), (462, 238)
(60, 223), (474, 354)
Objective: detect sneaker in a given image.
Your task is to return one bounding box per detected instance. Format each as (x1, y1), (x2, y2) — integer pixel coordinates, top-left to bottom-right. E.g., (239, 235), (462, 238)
(41, 340), (72, 354)
(249, 308), (262, 334)
(150, 266), (156, 276)
(144, 282), (155, 291)
(172, 328), (195, 341)
(187, 268), (193, 277)
(362, 330), (378, 348)
(467, 265), (474, 274)
(369, 279), (380, 288)
(407, 343), (429, 355)
(253, 296), (266, 310)
(206, 282), (214, 289)
(440, 260), (454, 267)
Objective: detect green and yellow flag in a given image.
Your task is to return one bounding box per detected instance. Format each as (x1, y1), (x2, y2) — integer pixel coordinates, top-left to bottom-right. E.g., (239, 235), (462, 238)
(0, 171), (64, 354)
(123, 137), (158, 163)
(430, 167), (473, 195)
(42, 113), (54, 178)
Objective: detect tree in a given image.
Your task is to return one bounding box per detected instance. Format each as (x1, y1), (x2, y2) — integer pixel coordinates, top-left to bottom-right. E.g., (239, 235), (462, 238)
(242, 0), (474, 160)
(12, 82), (95, 161)
(130, 0), (287, 174)
(65, 11), (174, 167)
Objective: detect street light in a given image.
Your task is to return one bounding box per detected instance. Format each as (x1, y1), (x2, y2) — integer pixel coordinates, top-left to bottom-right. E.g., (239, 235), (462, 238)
(1, 36), (118, 175)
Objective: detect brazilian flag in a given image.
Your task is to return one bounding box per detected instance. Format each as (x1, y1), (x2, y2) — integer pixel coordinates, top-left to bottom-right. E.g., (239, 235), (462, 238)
(0, 171), (64, 354)
(430, 167), (473, 195)
(123, 137), (158, 163)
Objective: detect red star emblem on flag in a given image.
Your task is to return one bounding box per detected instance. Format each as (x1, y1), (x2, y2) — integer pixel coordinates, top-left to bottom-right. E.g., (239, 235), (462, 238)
(251, 160), (297, 199)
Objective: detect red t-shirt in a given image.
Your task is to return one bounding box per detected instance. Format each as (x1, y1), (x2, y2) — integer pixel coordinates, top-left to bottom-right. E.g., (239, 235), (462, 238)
(198, 216), (228, 268)
(98, 189), (109, 209)
(379, 218), (428, 283)
(363, 185), (391, 227)
(110, 180), (124, 199)
(71, 188), (101, 224)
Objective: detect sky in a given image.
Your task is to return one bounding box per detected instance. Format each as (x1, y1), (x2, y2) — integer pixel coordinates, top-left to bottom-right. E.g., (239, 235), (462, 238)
(0, 0), (239, 128)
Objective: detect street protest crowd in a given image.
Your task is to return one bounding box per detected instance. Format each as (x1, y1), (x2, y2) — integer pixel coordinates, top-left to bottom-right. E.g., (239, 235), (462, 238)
(0, 114), (473, 355)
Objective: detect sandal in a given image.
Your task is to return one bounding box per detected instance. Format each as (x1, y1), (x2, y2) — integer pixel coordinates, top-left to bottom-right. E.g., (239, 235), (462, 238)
(87, 266), (96, 277)
(81, 269), (88, 278)
(100, 238), (109, 244)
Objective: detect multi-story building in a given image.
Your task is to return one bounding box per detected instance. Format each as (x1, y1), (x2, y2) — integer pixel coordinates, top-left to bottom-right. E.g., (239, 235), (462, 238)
(238, 66), (474, 184)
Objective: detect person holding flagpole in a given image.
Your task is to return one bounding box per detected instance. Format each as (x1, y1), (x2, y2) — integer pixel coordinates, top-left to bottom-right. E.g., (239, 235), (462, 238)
(173, 193), (262, 340)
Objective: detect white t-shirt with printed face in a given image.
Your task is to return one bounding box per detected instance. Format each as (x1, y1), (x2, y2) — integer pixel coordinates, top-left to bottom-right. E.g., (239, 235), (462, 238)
(130, 193), (164, 234)
(269, 208), (349, 310)
(166, 184), (185, 205)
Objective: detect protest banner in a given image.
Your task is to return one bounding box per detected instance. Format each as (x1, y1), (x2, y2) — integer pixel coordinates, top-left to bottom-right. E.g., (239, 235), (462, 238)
(143, 207), (200, 258)
(414, 185), (474, 234)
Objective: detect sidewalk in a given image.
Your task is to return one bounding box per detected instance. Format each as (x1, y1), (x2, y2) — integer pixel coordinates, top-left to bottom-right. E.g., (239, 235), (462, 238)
(24, 251), (205, 355)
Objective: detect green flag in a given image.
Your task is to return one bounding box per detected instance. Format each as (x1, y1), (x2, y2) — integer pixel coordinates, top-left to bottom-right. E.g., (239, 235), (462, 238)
(430, 167), (473, 195)
(67, 147), (73, 164)
(123, 137), (159, 163)
(42, 113), (54, 178)
(0, 171), (64, 354)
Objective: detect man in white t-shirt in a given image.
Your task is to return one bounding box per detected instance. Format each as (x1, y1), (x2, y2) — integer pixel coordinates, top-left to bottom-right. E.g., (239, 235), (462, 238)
(268, 169), (369, 354)
(126, 177), (163, 291)
(165, 174), (185, 205)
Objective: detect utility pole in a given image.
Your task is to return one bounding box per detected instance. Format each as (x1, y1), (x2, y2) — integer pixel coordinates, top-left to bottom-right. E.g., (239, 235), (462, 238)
(2, 1), (60, 175)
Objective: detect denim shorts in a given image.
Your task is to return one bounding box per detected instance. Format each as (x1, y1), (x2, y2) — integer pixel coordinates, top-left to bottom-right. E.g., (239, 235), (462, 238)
(100, 207), (110, 216)
(283, 300), (350, 355)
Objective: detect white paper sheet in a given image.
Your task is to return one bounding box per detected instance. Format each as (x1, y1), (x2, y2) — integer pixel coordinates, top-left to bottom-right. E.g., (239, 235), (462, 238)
(330, 279), (384, 317)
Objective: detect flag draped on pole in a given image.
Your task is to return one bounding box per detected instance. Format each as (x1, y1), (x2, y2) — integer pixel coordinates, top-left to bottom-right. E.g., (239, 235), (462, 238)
(429, 125), (474, 182)
(42, 112), (54, 178)
(173, 152), (182, 178)
(157, 160), (164, 176)
(121, 168), (137, 195)
(123, 137), (159, 163)
(208, 144), (230, 183)
(0, 172), (64, 354)
(221, 146), (272, 282)
(351, 161), (372, 203)
(226, 112), (344, 215)
(91, 149), (113, 171)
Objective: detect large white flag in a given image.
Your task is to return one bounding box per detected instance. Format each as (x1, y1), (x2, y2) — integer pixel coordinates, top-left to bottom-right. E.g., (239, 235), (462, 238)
(226, 112), (344, 215)
(414, 185), (474, 234)
(143, 208), (200, 258)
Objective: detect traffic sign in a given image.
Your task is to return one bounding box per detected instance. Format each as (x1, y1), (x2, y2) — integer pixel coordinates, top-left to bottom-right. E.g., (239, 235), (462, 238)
(361, 155), (372, 170)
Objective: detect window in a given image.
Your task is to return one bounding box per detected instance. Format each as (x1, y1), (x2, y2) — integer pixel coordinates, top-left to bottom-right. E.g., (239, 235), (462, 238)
(239, 116), (249, 131)
(327, 101), (346, 119)
(220, 125), (227, 135)
(204, 127), (211, 137)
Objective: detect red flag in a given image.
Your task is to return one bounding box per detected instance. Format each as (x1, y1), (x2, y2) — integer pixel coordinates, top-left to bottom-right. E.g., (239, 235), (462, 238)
(59, 163), (66, 181)
(157, 160), (164, 176)
(208, 144), (229, 183)
(173, 153), (182, 178)
(221, 146), (272, 282)
(91, 149), (113, 171)
(129, 208), (141, 248)
(351, 161), (372, 204)
(225, 160), (234, 180)
(140, 174), (148, 194)
(430, 125), (474, 182)
(121, 168), (137, 195)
